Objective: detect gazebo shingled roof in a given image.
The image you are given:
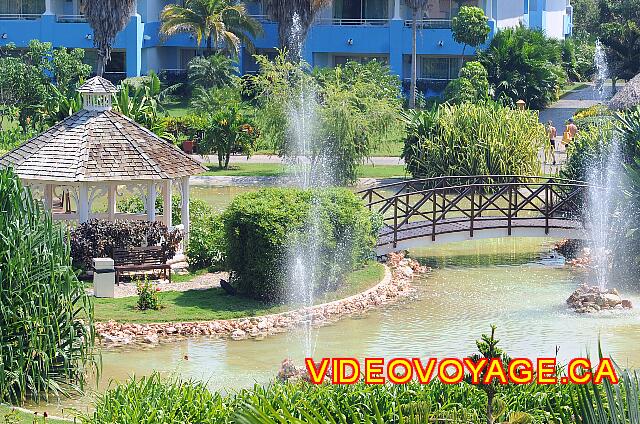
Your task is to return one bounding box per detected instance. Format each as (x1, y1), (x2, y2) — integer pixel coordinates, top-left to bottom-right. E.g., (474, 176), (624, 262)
(0, 109), (206, 182)
(609, 73), (640, 111)
(0, 76), (205, 234)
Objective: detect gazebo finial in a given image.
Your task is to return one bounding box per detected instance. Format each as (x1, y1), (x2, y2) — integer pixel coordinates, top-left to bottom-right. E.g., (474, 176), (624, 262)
(77, 76), (118, 111)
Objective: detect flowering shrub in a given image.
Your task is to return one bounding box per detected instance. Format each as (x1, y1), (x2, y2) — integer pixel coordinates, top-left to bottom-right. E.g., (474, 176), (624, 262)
(136, 278), (161, 311)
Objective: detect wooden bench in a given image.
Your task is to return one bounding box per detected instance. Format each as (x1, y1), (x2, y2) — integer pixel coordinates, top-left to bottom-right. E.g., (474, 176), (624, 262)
(113, 247), (171, 285)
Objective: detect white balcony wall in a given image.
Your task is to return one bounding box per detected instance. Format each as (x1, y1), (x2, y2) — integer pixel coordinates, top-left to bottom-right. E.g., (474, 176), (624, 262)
(495, 0), (523, 29)
(544, 0), (568, 39)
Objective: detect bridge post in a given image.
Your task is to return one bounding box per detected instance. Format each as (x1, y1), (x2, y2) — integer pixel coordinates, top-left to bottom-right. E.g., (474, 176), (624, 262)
(545, 184), (550, 234)
(432, 190), (437, 242)
(470, 185), (475, 238)
(507, 184), (512, 236)
(393, 196), (398, 248)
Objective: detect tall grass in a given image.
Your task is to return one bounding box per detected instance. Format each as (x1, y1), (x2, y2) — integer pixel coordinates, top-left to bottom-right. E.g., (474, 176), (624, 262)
(0, 168), (95, 404)
(403, 103), (546, 179)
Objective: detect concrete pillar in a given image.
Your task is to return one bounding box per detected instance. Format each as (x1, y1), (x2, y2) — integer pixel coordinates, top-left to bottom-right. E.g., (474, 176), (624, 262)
(125, 14), (143, 77)
(108, 184), (117, 221)
(78, 183), (89, 223)
(43, 0), (53, 15)
(393, 0), (401, 20)
(181, 177), (190, 242)
(163, 180), (172, 228)
(389, 18), (404, 80)
(147, 182), (157, 222)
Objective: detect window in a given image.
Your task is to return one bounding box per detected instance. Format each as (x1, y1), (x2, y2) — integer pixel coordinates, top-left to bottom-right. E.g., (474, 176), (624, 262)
(0, 0), (44, 15)
(333, 0), (388, 20)
(334, 55), (388, 66)
(420, 57), (461, 80)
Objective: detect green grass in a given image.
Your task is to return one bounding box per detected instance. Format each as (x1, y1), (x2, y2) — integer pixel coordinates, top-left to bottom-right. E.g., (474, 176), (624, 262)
(93, 262), (385, 323)
(559, 82), (590, 99)
(164, 100), (191, 118)
(201, 163), (407, 179)
(0, 405), (68, 424)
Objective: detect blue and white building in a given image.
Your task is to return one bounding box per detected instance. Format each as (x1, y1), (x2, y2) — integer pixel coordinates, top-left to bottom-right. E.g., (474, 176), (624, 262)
(0, 0), (573, 87)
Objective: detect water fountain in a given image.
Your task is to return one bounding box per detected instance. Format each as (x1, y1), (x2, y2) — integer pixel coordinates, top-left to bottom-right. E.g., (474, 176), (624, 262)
(566, 42), (633, 313)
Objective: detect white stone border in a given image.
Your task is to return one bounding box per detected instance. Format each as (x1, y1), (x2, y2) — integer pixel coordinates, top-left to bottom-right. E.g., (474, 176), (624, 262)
(96, 254), (429, 346)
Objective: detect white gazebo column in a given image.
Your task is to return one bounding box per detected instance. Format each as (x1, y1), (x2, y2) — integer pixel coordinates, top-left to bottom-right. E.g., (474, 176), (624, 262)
(147, 182), (157, 222)
(393, 0), (401, 19)
(181, 177), (190, 241)
(163, 180), (172, 228)
(43, 184), (53, 212)
(78, 183), (89, 223)
(107, 184), (117, 221)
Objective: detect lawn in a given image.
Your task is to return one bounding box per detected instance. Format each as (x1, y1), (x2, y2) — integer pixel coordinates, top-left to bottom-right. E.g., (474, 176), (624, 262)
(0, 405), (67, 424)
(201, 163), (407, 179)
(559, 82), (589, 99)
(93, 262), (385, 323)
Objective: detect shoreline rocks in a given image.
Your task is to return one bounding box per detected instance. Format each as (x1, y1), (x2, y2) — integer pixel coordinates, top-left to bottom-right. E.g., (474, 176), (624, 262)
(96, 252), (429, 347)
(567, 284), (633, 313)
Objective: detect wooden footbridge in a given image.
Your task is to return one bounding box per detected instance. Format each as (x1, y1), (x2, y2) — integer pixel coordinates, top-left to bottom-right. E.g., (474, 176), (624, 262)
(358, 175), (590, 254)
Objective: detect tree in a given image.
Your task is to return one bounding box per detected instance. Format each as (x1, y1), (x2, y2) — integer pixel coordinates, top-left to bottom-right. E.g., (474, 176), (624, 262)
(570, 0), (601, 39)
(160, 0), (262, 57)
(451, 6), (491, 66)
(201, 103), (257, 168)
(597, 0), (640, 87)
(82, 0), (137, 76)
(443, 61), (489, 104)
(405, 0), (429, 109)
(261, 0), (332, 60)
(188, 54), (239, 88)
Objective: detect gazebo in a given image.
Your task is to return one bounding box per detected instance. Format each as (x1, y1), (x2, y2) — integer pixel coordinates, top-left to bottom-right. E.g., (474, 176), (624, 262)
(0, 76), (206, 240)
(609, 73), (640, 111)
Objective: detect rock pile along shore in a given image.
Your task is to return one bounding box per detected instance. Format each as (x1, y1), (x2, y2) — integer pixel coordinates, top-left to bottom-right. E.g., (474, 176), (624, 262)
(96, 252), (430, 346)
(567, 284), (633, 313)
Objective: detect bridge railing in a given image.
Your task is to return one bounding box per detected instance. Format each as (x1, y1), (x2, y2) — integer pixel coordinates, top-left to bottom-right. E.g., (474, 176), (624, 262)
(358, 176), (591, 248)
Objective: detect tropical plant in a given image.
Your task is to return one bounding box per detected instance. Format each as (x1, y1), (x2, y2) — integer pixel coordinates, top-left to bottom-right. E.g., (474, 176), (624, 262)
(405, 0), (429, 108)
(190, 85), (242, 113)
(451, 6), (491, 65)
(43, 83), (83, 126)
(136, 278), (161, 311)
(444, 61), (490, 104)
(261, 0), (332, 60)
(0, 168), (95, 404)
(402, 102), (546, 178)
(478, 26), (566, 109)
(0, 127), (36, 155)
(224, 188), (378, 301)
(113, 71), (170, 136)
(82, 0), (137, 75)
(200, 102), (258, 169)
(188, 54), (239, 88)
(160, 0), (263, 56)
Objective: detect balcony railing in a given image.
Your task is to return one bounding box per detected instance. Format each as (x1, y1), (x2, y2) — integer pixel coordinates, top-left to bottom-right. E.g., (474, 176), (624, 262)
(404, 19), (452, 29)
(250, 14), (273, 22)
(0, 13), (41, 20)
(56, 14), (87, 23)
(316, 17), (389, 26)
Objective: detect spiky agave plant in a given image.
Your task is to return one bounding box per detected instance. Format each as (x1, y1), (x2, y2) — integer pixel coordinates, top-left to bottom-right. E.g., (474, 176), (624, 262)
(82, 0), (137, 76)
(0, 168), (95, 404)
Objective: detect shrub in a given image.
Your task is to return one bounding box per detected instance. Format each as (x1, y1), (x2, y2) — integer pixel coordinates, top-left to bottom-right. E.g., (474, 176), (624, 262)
(223, 188), (378, 301)
(402, 102), (546, 178)
(136, 278), (161, 311)
(561, 120), (616, 182)
(163, 114), (207, 146)
(478, 26), (566, 109)
(443, 61), (489, 104)
(0, 127), (36, 155)
(0, 168), (95, 403)
(69, 220), (182, 270)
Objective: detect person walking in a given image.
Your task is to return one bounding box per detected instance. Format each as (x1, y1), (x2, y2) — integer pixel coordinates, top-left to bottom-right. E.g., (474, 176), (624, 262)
(547, 120), (557, 165)
(563, 118), (578, 146)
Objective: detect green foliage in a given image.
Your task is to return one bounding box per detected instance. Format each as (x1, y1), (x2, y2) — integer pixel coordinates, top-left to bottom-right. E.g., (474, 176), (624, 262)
(561, 119), (616, 182)
(0, 168), (95, 404)
(571, 0), (601, 39)
(598, 0), (640, 82)
(402, 103), (545, 178)
(223, 188), (378, 301)
(69, 220), (183, 270)
(478, 26), (566, 109)
(164, 114), (207, 146)
(136, 278), (161, 311)
(160, 0), (263, 56)
(0, 128), (36, 155)
(113, 71), (170, 137)
(444, 61), (490, 104)
(188, 54), (239, 89)
(81, 373), (231, 423)
(451, 6), (491, 55)
(561, 37), (596, 82)
(200, 103), (258, 169)
(250, 53), (403, 184)
(0, 40), (90, 130)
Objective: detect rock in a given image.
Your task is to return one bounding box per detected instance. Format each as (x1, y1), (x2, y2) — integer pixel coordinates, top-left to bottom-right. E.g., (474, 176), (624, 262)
(622, 299), (633, 309)
(231, 329), (246, 340)
(143, 334), (159, 344)
(165, 326), (177, 334)
(603, 293), (622, 307)
(567, 285), (632, 313)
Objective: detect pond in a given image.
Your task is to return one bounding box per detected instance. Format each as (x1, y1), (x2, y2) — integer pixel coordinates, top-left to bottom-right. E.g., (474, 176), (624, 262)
(40, 237), (640, 418)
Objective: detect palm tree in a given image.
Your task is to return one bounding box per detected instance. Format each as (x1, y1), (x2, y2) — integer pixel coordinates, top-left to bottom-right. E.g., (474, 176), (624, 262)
(82, 0), (137, 76)
(160, 0), (263, 57)
(261, 0), (332, 60)
(405, 0), (429, 108)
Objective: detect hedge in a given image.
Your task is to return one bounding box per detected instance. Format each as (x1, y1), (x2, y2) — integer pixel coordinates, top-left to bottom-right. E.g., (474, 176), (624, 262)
(223, 187), (379, 301)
